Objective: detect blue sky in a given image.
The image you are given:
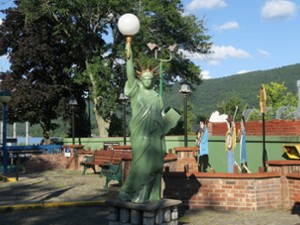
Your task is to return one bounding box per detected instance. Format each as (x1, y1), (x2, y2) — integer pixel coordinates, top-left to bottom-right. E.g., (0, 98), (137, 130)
(182, 0), (300, 79)
(1, 0), (299, 79)
(0, 0), (13, 72)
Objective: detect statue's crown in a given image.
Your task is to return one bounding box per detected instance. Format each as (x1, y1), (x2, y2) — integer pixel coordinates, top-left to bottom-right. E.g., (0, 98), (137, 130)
(136, 60), (160, 77)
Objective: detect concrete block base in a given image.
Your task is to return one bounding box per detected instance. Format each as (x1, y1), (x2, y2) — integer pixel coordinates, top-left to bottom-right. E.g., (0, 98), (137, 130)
(106, 198), (182, 225)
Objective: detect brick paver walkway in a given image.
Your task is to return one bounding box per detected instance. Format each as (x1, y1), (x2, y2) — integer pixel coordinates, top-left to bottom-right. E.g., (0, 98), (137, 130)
(0, 170), (299, 225)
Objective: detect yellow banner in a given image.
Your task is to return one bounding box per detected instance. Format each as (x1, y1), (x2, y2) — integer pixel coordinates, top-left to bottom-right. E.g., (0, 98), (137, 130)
(260, 84), (266, 113)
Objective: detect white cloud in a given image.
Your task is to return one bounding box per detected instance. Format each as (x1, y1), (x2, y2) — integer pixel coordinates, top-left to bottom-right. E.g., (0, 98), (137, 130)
(211, 45), (251, 60)
(180, 45), (251, 66)
(215, 21), (239, 31)
(0, 19), (3, 25)
(261, 0), (296, 20)
(187, 0), (227, 10)
(207, 59), (220, 66)
(200, 70), (211, 79)
(257, 48), (270, 58)
(236, 70), (250, 74)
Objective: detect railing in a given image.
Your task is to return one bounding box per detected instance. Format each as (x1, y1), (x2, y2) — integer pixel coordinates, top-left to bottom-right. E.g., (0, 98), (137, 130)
(4, 145), (63, 154)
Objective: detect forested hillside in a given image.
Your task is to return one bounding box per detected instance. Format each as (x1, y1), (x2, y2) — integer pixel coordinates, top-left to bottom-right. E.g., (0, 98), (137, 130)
(164, 63), (300, 117)
(8, 63), (300, 137)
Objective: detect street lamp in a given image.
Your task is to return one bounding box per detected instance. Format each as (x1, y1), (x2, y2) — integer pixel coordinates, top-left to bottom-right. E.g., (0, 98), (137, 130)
(0, 90), (12, 174)
(85, 92), (92, 138)
(119, 93), (129, 145)
(180, 82), (191, 147)
(147, 43), (178, 97)
(68, 96), (78, 145)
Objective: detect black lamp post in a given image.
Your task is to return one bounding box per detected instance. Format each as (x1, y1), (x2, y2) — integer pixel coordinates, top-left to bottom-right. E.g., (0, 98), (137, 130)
(85, 93), (91, 138)
(180, 82), (191, 147)
(119, 93), (129, 145)
(259, 85), (268, 172)
(68, 96), (78, 145)
(0, 90), (12, 174)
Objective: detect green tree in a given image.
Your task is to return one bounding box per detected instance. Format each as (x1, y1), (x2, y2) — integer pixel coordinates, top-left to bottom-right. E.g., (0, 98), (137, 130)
(0, 0), (211, 137)
(217, 95), (248, 121)
(0, 1), (91, 136)
(264, 81), (298, 109)
(248, 81), (298, 121)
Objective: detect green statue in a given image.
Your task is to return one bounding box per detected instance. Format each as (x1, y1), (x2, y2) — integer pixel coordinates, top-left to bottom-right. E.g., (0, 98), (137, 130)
(119, 42), (180, 203)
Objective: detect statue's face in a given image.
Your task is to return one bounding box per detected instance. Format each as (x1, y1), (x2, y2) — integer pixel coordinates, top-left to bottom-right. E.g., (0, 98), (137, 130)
(141, 72), (153, 89)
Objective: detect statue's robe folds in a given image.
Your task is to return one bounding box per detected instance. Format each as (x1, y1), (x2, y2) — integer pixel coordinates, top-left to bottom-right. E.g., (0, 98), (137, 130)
(119, 79), (166, 203)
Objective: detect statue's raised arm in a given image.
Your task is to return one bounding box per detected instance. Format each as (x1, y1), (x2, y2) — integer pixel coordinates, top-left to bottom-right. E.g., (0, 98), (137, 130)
(126, 42), (135, 89)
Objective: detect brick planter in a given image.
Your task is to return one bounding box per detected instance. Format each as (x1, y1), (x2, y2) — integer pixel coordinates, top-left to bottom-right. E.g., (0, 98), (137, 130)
(163, 172), (282, 211)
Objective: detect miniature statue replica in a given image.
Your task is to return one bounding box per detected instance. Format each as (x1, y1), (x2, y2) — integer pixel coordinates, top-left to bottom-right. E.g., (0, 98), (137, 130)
(225, 114), (236, 173)
(238, 115), (250, 173)
(118, 42), (180, 203)
(40, 131), (52, 145)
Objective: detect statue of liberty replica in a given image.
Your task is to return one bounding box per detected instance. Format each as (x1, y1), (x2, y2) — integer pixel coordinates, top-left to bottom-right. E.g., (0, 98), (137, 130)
(118, 14), (180, 204)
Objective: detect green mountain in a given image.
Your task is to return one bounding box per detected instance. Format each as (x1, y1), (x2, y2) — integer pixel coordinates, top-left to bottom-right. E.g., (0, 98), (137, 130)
(164, 63), (300, 116)
(8, 63), (299, 137)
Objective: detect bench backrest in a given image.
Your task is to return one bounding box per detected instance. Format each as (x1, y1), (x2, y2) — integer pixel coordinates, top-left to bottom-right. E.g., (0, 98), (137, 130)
(93, 150), (114, 165)
(93, 149), (132, 165)
(111, 150), (132, 164)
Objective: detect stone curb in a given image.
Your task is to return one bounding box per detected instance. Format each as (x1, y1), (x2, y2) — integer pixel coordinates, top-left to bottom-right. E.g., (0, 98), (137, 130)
(0, 200), (106, 212)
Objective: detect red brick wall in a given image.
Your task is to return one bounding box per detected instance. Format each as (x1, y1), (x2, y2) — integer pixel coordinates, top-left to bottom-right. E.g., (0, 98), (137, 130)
(22, 146), (300, 211)
(267, 160), (300, 175)
(24, 147), (87, 173)
(174, 147), (198, 172)
(24, 153), (84, 173)
(163, 172), (282, 211)
(210, 119), (300, 136)
(287, 174), (300, 207)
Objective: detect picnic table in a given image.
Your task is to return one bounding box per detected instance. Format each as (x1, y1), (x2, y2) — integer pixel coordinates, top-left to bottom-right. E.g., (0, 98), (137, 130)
(1, 145), (62, 180)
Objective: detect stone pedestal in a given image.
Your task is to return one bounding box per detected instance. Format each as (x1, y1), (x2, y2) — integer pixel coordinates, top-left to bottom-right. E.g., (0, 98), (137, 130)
(106, 198), (182, 225)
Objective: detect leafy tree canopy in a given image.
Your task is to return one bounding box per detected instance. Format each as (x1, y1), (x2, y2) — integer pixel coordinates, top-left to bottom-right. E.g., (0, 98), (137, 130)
(0, 0), (212, 137)
(263, 81), (298, 110)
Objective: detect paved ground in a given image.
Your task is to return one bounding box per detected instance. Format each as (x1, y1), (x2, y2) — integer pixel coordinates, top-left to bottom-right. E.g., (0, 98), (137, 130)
(0, 169), (300, 225)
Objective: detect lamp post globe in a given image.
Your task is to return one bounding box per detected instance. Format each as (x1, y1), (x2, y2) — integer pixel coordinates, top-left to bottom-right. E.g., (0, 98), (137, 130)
(118, 13), (140, 36)
(180, 82), (191, 95)
(118, 13), (140, 44)
(179, 82), (191, 147)
(0, 90), (12, 104)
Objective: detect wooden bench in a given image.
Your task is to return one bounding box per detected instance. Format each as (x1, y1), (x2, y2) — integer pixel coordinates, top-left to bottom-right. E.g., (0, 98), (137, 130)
(80, 150), (112, 175)
(80, 149), (132, 188)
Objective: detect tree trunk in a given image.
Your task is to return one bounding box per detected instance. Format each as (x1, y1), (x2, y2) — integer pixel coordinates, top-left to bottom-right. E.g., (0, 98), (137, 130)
(86, 60), (110, 137)
(94, 107), (109, 137)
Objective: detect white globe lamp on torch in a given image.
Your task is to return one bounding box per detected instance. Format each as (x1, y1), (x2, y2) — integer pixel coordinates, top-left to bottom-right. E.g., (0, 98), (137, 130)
(117, 13), (140, 45)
